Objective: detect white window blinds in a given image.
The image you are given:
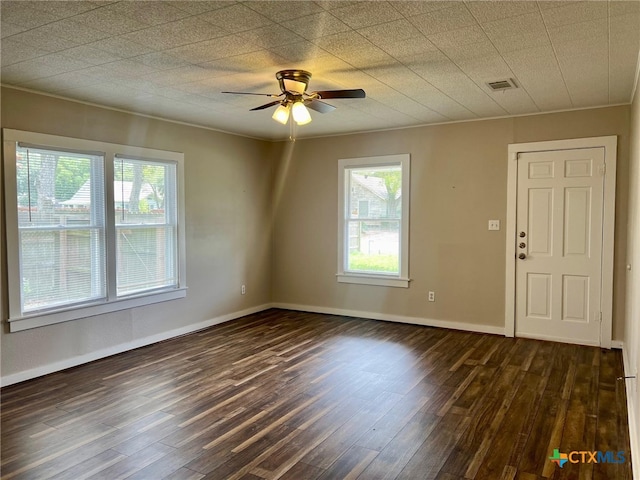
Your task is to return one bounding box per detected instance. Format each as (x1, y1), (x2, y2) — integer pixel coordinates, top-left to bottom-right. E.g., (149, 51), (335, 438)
(114, 156), (178, 296)
(16, 145), (106, 312)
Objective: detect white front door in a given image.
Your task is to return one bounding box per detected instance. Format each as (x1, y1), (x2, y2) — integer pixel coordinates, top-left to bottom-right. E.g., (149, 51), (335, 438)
(515, 147), (605, 346)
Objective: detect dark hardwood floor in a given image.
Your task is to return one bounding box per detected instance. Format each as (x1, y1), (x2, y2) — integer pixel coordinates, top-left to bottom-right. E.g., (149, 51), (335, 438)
(1, 309), (633, 479)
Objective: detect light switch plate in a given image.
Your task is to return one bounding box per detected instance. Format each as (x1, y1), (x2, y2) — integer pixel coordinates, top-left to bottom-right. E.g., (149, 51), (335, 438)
(488, 220), (500, 231)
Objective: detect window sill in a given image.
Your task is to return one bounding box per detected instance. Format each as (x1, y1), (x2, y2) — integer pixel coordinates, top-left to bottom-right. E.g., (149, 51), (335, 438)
(337, 274), (410, 288)
(8, 287), (187, 332)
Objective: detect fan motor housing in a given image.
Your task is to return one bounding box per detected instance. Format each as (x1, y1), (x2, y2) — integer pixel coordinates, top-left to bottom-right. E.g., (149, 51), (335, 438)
(276, 70), (312, 95)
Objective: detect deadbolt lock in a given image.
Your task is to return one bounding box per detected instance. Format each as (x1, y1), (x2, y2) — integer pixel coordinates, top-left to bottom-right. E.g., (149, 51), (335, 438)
(519, 231), (526, 238)
(518, 253), (526, 260)
(519, 242), (526, 249)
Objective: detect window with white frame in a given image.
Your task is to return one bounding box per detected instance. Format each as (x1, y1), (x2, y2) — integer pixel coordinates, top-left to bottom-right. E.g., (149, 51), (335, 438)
(3, 129), (186, 332)
(114, 156), (178, 296)
(14, 146), (107, 312)
(337, 154), (410, 288)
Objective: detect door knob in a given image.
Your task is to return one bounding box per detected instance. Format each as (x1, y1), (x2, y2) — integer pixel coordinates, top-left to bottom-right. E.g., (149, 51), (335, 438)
(518, 253), (526, 260)
(519, 242), (526, 248)
(519, 231), (526, 238)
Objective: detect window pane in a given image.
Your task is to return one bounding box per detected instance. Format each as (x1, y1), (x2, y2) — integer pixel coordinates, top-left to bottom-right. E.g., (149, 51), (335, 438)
(20, 229), (106, 312)
(116, 226), (177, 295)
(345, 163), (402, 275)
(114, 158), (174, 225)
(114, 157), (178, 296)
(348, 165), (402, 220)
(16, 147), (101, 227)
(16, 146), (106, 313)
(347, 220), (400, 274)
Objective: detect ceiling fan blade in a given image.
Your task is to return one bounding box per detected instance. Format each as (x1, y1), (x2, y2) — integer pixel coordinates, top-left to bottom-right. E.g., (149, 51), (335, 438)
(305, 99), (336, 114)
(250, 100), (282, 111)
(222, 91), (282, 97)
(313, 89), (366, 99)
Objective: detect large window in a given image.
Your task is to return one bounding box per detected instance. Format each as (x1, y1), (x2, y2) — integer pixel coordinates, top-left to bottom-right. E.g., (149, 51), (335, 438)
(337, 154), (410, 287)
(114, 156), (178, 296)
(3, 130), (186, 332)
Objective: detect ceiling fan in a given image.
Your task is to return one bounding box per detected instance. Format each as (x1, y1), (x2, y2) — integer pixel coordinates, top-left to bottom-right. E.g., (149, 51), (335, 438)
(222, 69), (366, 126)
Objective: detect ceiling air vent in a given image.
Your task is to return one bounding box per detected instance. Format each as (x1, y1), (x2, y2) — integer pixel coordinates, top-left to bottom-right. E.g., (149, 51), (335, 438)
(486, 79), (518, 91)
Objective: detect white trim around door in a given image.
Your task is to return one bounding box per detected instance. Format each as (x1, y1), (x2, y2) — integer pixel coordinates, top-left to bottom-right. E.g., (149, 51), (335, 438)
(505, 136), (617, 348)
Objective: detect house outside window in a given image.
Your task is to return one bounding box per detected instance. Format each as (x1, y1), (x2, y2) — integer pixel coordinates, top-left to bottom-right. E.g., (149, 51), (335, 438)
(3, 129), (187, 332)
(337, 154), (410, 288)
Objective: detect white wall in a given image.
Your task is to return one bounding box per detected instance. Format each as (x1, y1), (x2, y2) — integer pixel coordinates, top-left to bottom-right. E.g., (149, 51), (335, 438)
(624, 71), (640, 478)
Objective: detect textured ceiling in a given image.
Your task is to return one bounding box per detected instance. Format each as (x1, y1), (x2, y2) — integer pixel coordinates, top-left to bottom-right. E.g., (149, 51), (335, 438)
(2, 1), (639, 140)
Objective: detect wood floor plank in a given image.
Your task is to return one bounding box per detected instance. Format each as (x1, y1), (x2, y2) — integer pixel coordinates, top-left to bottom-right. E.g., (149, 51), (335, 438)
(87, 442), (175, 479)
(110, 415), (183, 456)
(395, 412), (470, 480)
(0, 423), (117, 480)
(277, 461), (324, 480)
(473, 372), (550, 480)
(0, 309), (633, 480)
(354, 410), (442, 479)
(299, 394), (396, 470)
(316, 445), (378, 480)
(47, 449), (126, 480)
(163, 467), (206, 480)
(183, 422), (298, 477)
(354, 393), (431, 452)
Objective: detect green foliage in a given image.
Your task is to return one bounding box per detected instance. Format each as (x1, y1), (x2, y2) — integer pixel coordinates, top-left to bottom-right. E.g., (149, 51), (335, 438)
(364, 167), (401, 217)
(348, 252), (399, 273)
(138, 199), (150, 213)
(55, 157), (90, 201)
(16, 155), (38, 206)
(371, 169), (401, 198)
(142, 164), (165, 209)
(16, 154), (91, 204)
(115, 161), (166, 209)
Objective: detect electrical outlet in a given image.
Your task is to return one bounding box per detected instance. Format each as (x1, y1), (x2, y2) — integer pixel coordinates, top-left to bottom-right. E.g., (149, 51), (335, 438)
(241, 284), (246, 295)
(488, 220), (500, 231)
(428, 291), (435, 302)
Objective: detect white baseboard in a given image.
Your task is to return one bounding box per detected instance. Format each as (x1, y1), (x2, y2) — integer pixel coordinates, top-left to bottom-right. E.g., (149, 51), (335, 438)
(622, 343), (639, 480)
(612, 340), (625, 349)
(0, 303), (272, 387)
(271, 303), (505, 336)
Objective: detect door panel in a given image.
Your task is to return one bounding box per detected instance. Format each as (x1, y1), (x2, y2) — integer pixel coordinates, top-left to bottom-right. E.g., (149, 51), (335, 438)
(515, 147), (604, 345)
(562, 275), (589, 322)
(529, 161), (554, 179)
(563, 187), (591, 256)
(526, 273), (552, 319)
(528, 188), (553, 256)
(565, 158), (592, 177)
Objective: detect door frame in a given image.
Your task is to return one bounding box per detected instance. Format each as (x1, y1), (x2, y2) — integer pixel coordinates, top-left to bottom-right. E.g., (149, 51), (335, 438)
(505, 136), (617, 347)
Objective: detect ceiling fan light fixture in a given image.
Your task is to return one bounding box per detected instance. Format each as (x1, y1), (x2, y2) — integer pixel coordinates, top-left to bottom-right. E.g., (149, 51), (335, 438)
(277, 70), (312, 95)
(224, 69), (365, 129)
(272, 103), (290, 125)
(283, 79), (307, 95)
(292, 101), (311, 125)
